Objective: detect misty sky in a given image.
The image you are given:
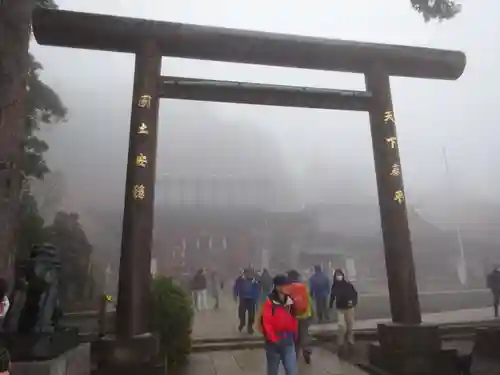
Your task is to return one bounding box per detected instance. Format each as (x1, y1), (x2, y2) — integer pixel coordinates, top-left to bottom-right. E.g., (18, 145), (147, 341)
(31, 0), (500, 217)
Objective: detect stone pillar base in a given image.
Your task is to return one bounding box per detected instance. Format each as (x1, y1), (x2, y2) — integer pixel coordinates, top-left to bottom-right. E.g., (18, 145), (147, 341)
(92, 333), (160, 375)
(11, 343), (90, 375)
(369, 323), (459, 375)
(474, 326), (500, 359)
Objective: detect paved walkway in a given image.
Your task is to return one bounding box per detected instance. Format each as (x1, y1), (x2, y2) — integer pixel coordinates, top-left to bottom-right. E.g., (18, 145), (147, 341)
(310, 307), (495, 333)
(192, 292), (495, 340)
(175, 348), (368, 375)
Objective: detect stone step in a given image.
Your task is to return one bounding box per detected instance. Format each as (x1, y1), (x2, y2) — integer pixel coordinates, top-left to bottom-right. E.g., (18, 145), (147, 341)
(192, 320), (496, 346)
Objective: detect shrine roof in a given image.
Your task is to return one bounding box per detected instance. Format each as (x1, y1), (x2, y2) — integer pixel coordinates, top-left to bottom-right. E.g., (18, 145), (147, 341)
(33, 8), (465, 80)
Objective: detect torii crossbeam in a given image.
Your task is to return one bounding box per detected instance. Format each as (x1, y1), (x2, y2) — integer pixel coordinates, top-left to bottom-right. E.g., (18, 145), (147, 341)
(32, 7), (465, 375)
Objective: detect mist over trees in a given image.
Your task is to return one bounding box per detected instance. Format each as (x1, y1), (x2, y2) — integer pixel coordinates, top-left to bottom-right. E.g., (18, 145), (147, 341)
(0, 0), (466, 302)
(0, 0), (98, 307)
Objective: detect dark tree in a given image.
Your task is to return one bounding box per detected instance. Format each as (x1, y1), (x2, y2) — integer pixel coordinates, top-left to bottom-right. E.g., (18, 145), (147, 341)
(0, 0), (35, 273)
(411, 0), (462, 22)
(14, 0), (66, 268)
(23, 53), (67, 180)
(0, 0), (66, 280)
(46, 212), (95, 309)
(16, 193), (48, 261)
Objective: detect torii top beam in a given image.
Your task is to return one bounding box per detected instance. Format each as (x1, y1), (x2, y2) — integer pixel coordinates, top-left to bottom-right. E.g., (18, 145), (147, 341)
(32, 8), (466, 80)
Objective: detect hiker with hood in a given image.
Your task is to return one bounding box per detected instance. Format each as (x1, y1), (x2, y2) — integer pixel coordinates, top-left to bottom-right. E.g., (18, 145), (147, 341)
(286, 269), (313, 364)
(487, 265), (500, 318)
(233, 268), (260, 333)
(259, 269), (274, 305)
(259, 274), (298, 375)
(329, 269), (358, 351)
(309, 265), (331, 323)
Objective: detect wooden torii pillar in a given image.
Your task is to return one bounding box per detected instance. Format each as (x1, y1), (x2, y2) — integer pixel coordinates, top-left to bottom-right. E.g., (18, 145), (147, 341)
(32, 8), (465, 375)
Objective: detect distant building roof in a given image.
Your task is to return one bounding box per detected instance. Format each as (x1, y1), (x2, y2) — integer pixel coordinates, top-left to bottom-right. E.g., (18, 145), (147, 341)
(304, 203), (451, 240)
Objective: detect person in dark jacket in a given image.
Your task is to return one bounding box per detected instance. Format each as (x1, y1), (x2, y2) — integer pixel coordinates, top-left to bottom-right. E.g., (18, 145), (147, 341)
(233, 268), (260, 333)
(191, 268), (208, 311)
(329, 269), (358, 349)
(261, 274), (298, 375)
(308, 265), (330, 323)
(487, 265), (500, 318)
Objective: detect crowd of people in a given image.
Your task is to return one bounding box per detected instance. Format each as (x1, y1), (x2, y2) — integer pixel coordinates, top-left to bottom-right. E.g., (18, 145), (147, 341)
(233, 265), (358, 375)
(185, 263), (500, 375)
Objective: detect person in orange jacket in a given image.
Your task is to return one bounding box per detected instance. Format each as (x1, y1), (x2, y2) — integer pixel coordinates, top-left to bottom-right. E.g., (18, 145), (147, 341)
(260, 275), (298, 375)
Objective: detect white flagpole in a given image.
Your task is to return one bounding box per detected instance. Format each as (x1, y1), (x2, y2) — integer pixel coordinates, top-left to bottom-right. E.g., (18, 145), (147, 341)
(442, 147), (467, 285)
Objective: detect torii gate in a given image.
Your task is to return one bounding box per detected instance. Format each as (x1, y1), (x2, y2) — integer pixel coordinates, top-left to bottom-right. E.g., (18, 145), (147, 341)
(32, 7), (465, 374)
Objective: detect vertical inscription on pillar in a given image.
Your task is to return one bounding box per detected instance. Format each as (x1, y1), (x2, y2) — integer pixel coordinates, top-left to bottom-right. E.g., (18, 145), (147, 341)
(132, 96), (151, 199)
(365, 65), (421, 325)
(117, 41), (162, 338)
(382, 110), (406, 205)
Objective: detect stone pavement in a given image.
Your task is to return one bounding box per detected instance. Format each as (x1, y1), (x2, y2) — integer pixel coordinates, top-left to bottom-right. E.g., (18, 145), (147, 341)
(309, 307), (495, 333)
(175, 348), (368, 375)
(192, 292), (495, 340)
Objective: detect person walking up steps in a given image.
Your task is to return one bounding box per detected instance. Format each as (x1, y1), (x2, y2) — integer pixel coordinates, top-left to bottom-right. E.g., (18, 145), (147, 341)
(258, 274), (298, 375)
(309, 265), (330, 323)
(191, 268), (208, 311)
(329, 269), (358, 355)
(234, 268), (260, 334)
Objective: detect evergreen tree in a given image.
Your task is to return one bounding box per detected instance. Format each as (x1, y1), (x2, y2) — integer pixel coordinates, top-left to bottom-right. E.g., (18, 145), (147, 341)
(16, 0), (66, 260)
(411, 0), (462, 22)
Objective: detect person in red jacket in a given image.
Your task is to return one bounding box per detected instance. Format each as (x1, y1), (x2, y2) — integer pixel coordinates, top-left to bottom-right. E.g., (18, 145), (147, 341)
(261, 275), (298, 375)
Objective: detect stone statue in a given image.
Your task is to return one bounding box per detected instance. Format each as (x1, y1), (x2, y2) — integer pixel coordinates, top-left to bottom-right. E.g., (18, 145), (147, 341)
(3, 243), (62, 334)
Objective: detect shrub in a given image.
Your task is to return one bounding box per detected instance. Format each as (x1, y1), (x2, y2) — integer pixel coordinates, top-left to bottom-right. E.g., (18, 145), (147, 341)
(150, 276), (193, 366)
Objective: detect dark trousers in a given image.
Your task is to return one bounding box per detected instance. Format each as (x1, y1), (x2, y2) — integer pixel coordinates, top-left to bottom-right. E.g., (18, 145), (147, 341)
(315, 296), (329, 323)
(494, 293), (499, 317)
(238, 298), (256, 331)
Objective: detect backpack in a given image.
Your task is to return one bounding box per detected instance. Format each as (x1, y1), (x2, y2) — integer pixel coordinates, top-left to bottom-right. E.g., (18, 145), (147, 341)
(283, 282), (309, 315)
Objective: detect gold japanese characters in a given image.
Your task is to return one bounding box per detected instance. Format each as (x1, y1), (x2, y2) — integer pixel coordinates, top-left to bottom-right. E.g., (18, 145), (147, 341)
(132, 94), (152, 200)
(132, 184), (146, 200)
(138, 123), (149, 135)
(385, 136), (397, 149)
(136, 153), (148, 168)
(137, 94), (152, 109)
(384, 110), (395, 124)
(382, 108), (405, 205)
(390, 163), (401, 177)
(393, 190), (405, 204)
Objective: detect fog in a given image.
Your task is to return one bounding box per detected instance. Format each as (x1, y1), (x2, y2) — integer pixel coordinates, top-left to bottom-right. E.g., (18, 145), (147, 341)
(29, 0), (500, 279)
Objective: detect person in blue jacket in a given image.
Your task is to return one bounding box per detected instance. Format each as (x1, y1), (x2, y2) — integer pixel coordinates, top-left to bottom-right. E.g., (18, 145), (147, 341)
(308, 265), (331, 323)
(233, 268), (260, 334)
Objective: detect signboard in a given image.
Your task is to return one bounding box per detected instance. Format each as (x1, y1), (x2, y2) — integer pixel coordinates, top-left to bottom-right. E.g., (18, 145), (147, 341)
(345, 258), (357, 282)
(150, 258), (157, 277)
